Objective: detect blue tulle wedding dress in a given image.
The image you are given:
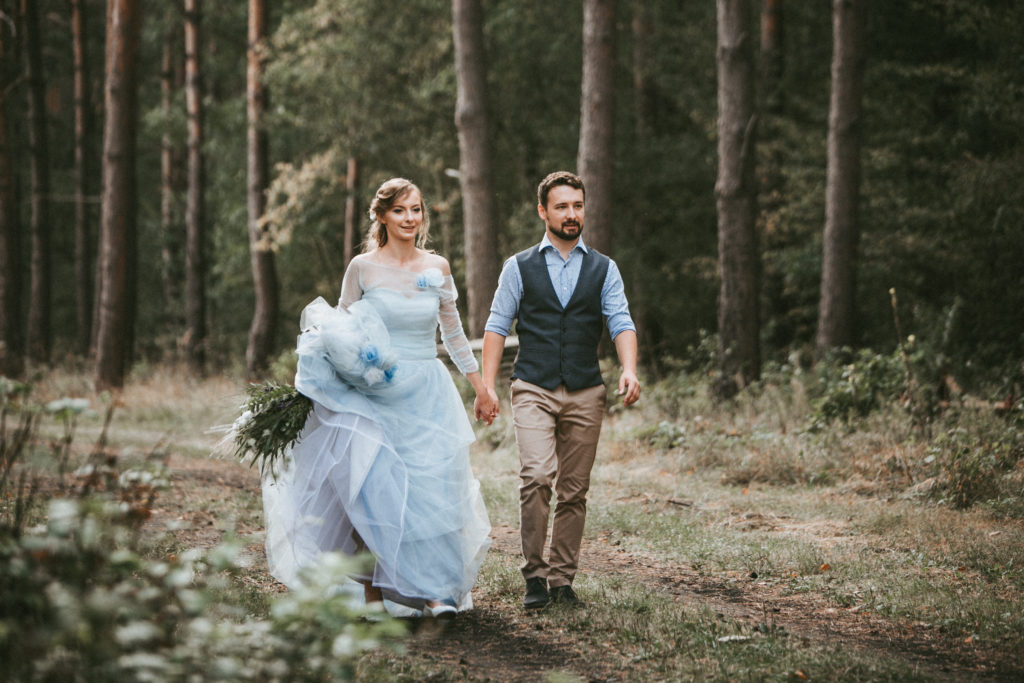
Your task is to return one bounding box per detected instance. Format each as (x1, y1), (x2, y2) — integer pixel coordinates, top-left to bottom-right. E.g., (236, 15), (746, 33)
(261, 257), (491, 611)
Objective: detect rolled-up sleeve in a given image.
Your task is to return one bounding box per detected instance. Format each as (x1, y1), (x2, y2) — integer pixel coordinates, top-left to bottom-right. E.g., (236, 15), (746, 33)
(484, 256), (523, 337)
(602, 260), (636, 340)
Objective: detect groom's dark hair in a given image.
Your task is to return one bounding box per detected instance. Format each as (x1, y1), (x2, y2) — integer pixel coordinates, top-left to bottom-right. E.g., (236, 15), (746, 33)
(537, 171), (585, 209)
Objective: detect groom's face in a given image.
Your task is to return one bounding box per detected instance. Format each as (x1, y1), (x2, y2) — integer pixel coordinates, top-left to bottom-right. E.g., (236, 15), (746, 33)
(538, 185), (585, 243)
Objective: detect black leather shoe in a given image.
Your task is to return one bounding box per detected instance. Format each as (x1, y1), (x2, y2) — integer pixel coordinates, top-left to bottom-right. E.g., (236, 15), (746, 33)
(549, 584), (584, 607)
(523, 577), (549, 609)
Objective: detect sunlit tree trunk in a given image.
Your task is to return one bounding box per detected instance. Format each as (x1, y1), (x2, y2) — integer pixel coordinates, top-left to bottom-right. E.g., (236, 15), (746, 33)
(245, 0), (279, 378)
(72, 0), (96, 356)
(21, 0), (51, 364)
(715, 0), (760, 397)
(184, 0), (206, 370)
(0, 23), (24, 377)
(452, 0), (498, 337)
(95, 0), (142, 390)
(576, 0), (616, 256)
(816, 0), (866, 353)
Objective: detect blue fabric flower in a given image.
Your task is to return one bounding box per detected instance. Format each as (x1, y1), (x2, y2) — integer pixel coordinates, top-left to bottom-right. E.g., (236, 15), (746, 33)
(416, 268), (445, 290)
(360, 344), (379, 365)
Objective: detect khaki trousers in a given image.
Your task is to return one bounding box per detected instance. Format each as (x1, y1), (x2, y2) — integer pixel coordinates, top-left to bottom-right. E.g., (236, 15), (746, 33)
(510, 378), (606, 588)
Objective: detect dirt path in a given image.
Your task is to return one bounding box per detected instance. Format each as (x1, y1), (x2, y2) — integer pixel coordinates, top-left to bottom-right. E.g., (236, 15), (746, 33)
(152, 453), (1022, 681)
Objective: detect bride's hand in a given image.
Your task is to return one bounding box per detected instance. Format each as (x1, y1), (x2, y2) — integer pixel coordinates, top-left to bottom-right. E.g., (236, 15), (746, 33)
(473, 388), (499, 425)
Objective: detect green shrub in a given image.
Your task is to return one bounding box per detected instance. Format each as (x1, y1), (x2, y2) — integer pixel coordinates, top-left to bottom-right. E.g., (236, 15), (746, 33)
(0, 387), (404, 682)
(809, 348), (909, 425)
(928, 424), (1024, 509)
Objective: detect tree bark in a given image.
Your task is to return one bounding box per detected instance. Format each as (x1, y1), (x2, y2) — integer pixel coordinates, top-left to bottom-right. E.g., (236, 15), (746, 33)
(184, 0), (206, 370)
(715, 0), (760, 396)
(576, 0), (616, 257)
(629, 2), (653, 363)
(72, 0), (95, 355)
(759, 0), (784, 113)
(343, 156), (359, 268)
(452, 0), (499, 337)
(21, 0), (51, 364)
(95, 0), (141, 390)
(0, 22), (24, 377)
(816, 0), (866, 353)
(160, 5), (184, 333)
(245, 0), (279, 378)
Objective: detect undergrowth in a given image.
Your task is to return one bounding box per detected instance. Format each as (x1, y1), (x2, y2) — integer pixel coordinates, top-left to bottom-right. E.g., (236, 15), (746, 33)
(0, 378), (404, 682)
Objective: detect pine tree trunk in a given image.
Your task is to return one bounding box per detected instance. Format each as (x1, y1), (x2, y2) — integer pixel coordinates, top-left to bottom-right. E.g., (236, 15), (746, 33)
(72, 0), (95, 356)
(160, 7), (184, 334)
(95, 0), (142, 390)
(0, 24), (24, 377)
(22, 0), (51, 364)
(245, 0), (279, 378)
(576, 0), (616, 257)
(343, 156), (359, 268)
(759, 0), (784, 112)
(184, 0), (206, 370)
(629, 2), (654, 364)
(715, 0), (761, 397)
(452, 0), (498, 337)
(816, 0), (866, 353)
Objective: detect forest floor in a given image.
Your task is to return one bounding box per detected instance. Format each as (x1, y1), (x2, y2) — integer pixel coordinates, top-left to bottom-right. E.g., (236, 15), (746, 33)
(148, 448), (1023, 682)
(25, 368), (1024, 681)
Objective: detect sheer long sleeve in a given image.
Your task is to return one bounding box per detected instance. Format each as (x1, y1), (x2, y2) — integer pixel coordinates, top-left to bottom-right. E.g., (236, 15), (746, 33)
(438, 276), (479, 376)
(337, 260), (363, 309)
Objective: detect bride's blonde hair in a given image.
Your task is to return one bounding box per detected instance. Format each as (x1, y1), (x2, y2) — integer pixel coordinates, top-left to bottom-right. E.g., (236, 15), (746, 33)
(365, 178), (430, 251)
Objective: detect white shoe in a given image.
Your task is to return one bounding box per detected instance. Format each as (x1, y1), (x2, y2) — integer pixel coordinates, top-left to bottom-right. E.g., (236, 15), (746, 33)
(384, 601), (423, 619)
(424, 603), (457, 620)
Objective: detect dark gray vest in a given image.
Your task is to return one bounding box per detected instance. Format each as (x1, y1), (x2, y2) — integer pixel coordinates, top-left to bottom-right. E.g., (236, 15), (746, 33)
(512, 244), (609, 391)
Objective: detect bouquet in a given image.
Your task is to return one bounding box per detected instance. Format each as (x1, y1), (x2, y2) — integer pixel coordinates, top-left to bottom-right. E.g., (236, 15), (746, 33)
(228, 298), (398, 477)
(228, 383), (312, 477)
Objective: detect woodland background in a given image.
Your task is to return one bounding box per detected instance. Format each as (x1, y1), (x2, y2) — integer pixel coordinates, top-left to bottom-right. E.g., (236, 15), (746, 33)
(1, 0), (1022, 395)
(3, 2), (1024, 679)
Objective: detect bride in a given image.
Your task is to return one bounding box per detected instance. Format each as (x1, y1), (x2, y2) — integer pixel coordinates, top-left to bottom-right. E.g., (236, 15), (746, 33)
(261, 178), (496, 619)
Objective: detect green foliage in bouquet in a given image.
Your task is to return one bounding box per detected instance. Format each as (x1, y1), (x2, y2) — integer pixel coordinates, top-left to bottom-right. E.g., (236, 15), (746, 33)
(231, 383), (312, 477)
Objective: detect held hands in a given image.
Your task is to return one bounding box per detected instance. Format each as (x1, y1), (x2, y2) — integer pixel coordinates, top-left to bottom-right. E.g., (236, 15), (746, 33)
(617, 370), (642, 407)
(474, 386), (500, 425)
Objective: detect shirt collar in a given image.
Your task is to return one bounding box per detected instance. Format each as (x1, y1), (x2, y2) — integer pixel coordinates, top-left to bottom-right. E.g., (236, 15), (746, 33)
(539, 233), (588, 255)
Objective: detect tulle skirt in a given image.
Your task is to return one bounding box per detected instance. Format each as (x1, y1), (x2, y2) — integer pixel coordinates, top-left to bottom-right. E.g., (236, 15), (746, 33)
(261, 303), (490, 610)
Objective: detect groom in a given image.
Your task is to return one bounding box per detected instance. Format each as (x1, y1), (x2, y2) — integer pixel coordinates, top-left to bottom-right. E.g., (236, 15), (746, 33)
(476, 171), (641, 608)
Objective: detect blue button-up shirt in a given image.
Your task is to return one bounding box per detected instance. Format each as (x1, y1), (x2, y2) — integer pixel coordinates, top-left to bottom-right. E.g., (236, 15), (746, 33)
(484, 235), (636, 340)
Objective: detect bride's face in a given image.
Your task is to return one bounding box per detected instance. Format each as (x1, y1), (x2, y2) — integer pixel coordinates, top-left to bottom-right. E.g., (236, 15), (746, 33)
(380, 189), (424, 245)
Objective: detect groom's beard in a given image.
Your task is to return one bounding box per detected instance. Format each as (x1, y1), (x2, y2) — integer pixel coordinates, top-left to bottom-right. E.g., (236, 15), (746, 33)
(550, 220), (582, 242)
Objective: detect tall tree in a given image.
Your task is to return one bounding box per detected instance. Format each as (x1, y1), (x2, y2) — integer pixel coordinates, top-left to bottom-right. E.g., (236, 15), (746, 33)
(816, 0), (866, 353)
(715, 0), (760, 396)
(576, 0), (616, 256)
(629, 1), (652, 359)
(71, 0), (96, 355)
(184, 0), (206, 369)
(452, 0), (498, 336)
(0, 16), (24, 377)
(245, 0), (279, 377)
(160, 4), (184, 332)
(343, 156), (359, 267)
(759, 0), (784, 112)
(95, 0), (142, 389)
(21, 0), (51, 364)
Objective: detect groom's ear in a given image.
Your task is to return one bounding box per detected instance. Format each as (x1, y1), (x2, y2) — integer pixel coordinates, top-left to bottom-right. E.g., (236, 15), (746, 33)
(537, 203), (547, 221)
